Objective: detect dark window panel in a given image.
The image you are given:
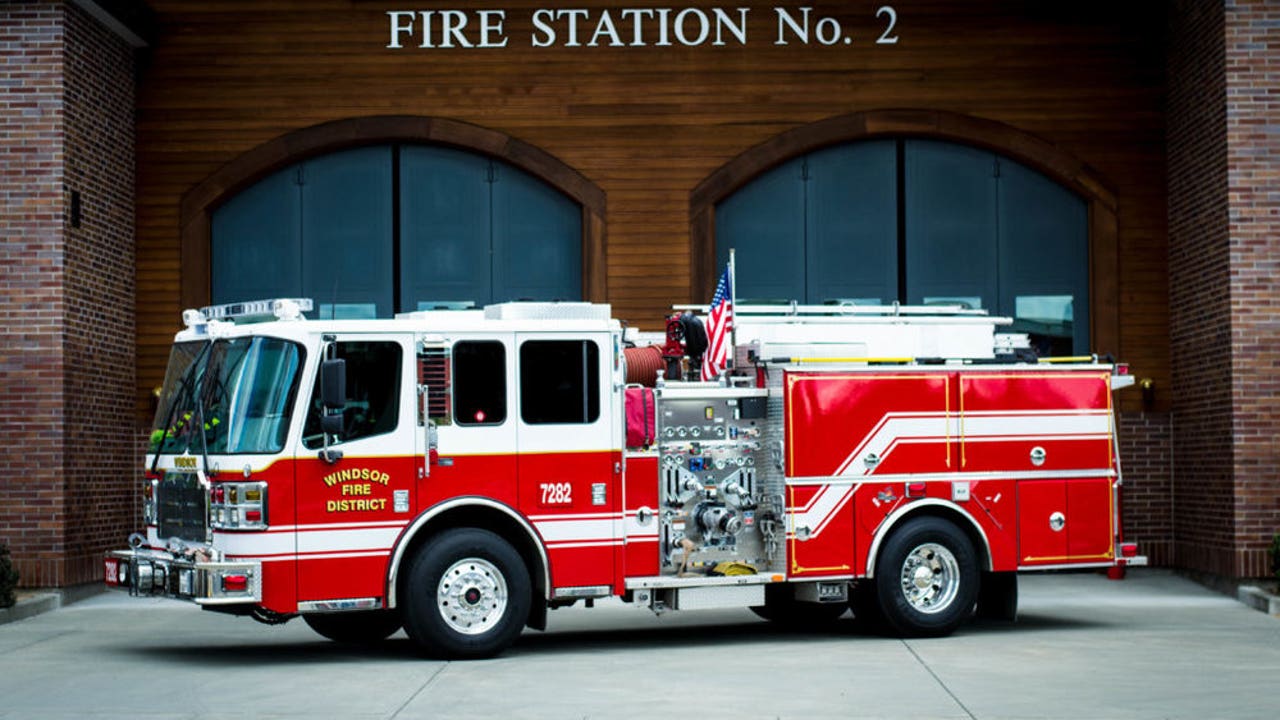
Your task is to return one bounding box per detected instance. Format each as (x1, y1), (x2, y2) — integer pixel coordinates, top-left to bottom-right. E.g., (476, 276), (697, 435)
(715, 156), (806, 302)
(519, 340), (599, 425)
(491, 163), (581, 302)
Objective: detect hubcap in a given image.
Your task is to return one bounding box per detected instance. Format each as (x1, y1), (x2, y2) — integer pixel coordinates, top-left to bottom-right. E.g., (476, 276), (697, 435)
(898, 542), (960, 614)
(437, 557), (508, 635)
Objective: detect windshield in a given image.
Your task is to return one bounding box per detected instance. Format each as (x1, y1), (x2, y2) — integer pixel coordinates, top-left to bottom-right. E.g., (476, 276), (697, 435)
(150, 337), (305, 455)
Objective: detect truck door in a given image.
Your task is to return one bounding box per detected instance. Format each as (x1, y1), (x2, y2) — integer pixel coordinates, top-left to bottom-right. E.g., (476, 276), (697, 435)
(417, 335), (519, 510)
(514, 332), (620, 591)
(293, 334), (418, 605)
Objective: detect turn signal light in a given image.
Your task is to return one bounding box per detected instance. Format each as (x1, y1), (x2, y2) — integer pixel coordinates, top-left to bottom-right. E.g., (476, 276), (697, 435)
(1120, 542), (1138, 558)
(209, 481), (268, 531)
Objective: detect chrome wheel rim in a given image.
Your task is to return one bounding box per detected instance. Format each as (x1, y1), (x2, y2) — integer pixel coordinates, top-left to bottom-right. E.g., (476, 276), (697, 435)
(437, 557), (508, 635)
(898, 542), (960, 614)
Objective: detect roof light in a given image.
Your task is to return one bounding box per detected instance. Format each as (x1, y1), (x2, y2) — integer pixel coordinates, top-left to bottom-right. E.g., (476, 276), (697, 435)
(198, 298), (314, 323)
(182, 309), (204, 328)
(272, 298), (305, 321)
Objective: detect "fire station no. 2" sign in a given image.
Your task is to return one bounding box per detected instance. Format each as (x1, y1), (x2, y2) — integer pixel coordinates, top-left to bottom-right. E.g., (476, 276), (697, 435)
(386, 5), (900, 50)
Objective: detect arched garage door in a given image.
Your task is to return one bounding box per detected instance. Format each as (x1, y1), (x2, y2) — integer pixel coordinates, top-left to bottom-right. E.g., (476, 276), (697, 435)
(211, 145), (582, 317)
(716, 139), (1089, 355)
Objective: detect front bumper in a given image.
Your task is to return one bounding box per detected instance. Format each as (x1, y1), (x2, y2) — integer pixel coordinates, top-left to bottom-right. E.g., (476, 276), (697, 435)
(104, 549), (262, 605)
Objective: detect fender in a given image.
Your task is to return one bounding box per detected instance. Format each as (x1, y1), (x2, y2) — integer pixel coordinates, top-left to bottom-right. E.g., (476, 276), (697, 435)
(864, 498), (993, 578)
(385, 496), (551, 609)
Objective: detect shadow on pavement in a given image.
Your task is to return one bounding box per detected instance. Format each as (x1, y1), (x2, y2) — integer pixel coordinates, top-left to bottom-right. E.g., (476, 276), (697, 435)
(109, 610), (1114, 665)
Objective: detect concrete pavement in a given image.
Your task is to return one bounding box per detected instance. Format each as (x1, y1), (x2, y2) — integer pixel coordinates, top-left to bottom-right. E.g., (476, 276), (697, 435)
(0, 569), (1276, 719)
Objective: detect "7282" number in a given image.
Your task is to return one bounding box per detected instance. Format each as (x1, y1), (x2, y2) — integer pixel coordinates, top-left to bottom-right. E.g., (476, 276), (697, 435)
(539, 482), (572, 506)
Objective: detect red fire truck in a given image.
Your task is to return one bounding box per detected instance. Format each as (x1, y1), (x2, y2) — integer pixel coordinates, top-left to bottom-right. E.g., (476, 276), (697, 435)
(106, 298), (1145, 658)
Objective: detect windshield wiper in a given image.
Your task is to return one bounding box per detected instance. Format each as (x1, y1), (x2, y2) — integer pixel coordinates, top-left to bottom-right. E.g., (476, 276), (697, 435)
(149, 341), (213, 477)
(190, 340), (242, 474)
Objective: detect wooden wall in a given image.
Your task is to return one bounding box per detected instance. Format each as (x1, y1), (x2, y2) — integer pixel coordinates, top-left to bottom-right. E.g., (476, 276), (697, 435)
(135, 0), (1168, 415)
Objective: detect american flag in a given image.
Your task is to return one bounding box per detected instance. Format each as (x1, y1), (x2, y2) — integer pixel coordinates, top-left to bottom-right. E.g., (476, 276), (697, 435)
(701, 267), (733, 381)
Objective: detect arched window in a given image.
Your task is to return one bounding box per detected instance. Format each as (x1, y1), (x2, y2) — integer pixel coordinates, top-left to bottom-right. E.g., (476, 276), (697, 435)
(211, 144), (582, 317)
(715, 139), (1089, 355)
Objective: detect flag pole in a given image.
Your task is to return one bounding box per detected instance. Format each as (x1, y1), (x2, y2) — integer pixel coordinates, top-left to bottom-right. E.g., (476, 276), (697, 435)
(728, 247), (736, 372)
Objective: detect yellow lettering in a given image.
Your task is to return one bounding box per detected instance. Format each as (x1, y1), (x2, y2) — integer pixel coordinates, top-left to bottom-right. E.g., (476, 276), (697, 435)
(323, 467), (392, 487)
(325, 496), (388, 513)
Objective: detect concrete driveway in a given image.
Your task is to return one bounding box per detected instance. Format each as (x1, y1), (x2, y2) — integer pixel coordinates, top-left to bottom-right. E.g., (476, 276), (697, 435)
(0, 569), (1275, 719)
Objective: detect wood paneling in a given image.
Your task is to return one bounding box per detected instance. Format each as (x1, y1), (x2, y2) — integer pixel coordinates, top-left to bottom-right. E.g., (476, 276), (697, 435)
(136, 0), (1168, 415)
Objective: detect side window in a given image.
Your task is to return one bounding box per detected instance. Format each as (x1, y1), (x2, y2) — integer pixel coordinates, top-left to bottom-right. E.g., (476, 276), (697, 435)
(520, 340), (599, 424)
(303, 341), (402, 448)
(454, 341), (506, 425)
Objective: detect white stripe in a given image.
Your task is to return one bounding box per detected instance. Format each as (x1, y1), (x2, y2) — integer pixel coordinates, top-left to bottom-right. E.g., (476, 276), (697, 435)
(217, 532), (294, 556)
(284, 520), (407, 532)
(834, 411), (1110, 477)
(299, 526), (403, 554)
(545, 540), (624, 549)
(835, 414), (949, 476)
(961, 413), (1110, 438)
(789, 484), (855, 539)
(533, 517), (619, 543)
(790, 468), (1115, 485)
(529, 512), (620, 522)
(244, 551), (391, 563)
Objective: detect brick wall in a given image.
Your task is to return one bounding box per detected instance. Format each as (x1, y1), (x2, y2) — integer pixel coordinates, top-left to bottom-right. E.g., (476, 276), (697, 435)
(1169, 0), (1280, 580)
(1118, 412), (1174, 567)
(61, 2), (138, 586)
(0, 1), (136, 588)
(0, 1), (68, 587)
(1225, 0), (1280, 579)
(1167, 0), (1234, 576)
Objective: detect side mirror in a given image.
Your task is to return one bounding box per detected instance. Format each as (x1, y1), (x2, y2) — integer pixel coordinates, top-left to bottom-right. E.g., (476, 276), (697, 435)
(321, 358), (346, 410)
(318, 357), (347, 464)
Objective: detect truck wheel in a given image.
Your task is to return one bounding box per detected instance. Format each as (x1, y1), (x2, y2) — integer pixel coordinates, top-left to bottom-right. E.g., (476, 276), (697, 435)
(303, 610), (401, 644)
(750, 583), (847, 628)
(976, 571), (1018, 621)
(400, 528), (531, 659)
(875, 517), (978, 638)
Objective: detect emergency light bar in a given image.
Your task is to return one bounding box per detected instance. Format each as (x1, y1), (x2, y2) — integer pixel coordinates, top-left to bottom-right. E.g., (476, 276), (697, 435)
(194, 298), (313, 324)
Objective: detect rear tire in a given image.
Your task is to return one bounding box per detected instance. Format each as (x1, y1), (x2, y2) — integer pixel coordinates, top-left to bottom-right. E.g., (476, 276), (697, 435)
(400, 528), (531, 659)
(874, 517), (978, 638)
(303, 610), (401, 644)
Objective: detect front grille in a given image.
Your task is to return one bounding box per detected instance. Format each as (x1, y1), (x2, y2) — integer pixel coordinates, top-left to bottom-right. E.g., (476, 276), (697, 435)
(157, 474), (208, 542)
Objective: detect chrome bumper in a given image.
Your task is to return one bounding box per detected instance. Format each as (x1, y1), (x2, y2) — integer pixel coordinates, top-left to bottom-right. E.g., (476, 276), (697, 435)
(104, 549), (262, 605)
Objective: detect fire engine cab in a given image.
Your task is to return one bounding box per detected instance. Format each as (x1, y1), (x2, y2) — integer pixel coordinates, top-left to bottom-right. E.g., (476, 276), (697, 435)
(106, 297), (1145, 658)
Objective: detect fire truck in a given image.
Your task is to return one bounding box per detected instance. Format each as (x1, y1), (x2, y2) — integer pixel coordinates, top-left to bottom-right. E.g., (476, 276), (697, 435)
(106, 297), (1145, 658)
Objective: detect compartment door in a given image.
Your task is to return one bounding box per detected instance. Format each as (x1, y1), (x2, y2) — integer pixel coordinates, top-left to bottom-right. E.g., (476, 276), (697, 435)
(1018, 478), (1115, 566)
(960, 371), (1113, 473)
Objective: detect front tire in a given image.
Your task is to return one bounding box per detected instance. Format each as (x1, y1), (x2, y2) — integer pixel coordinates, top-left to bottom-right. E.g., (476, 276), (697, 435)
(875, 517), (978, 638)
(400, 528), (531, 659)
(303, 610), (401, 644)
